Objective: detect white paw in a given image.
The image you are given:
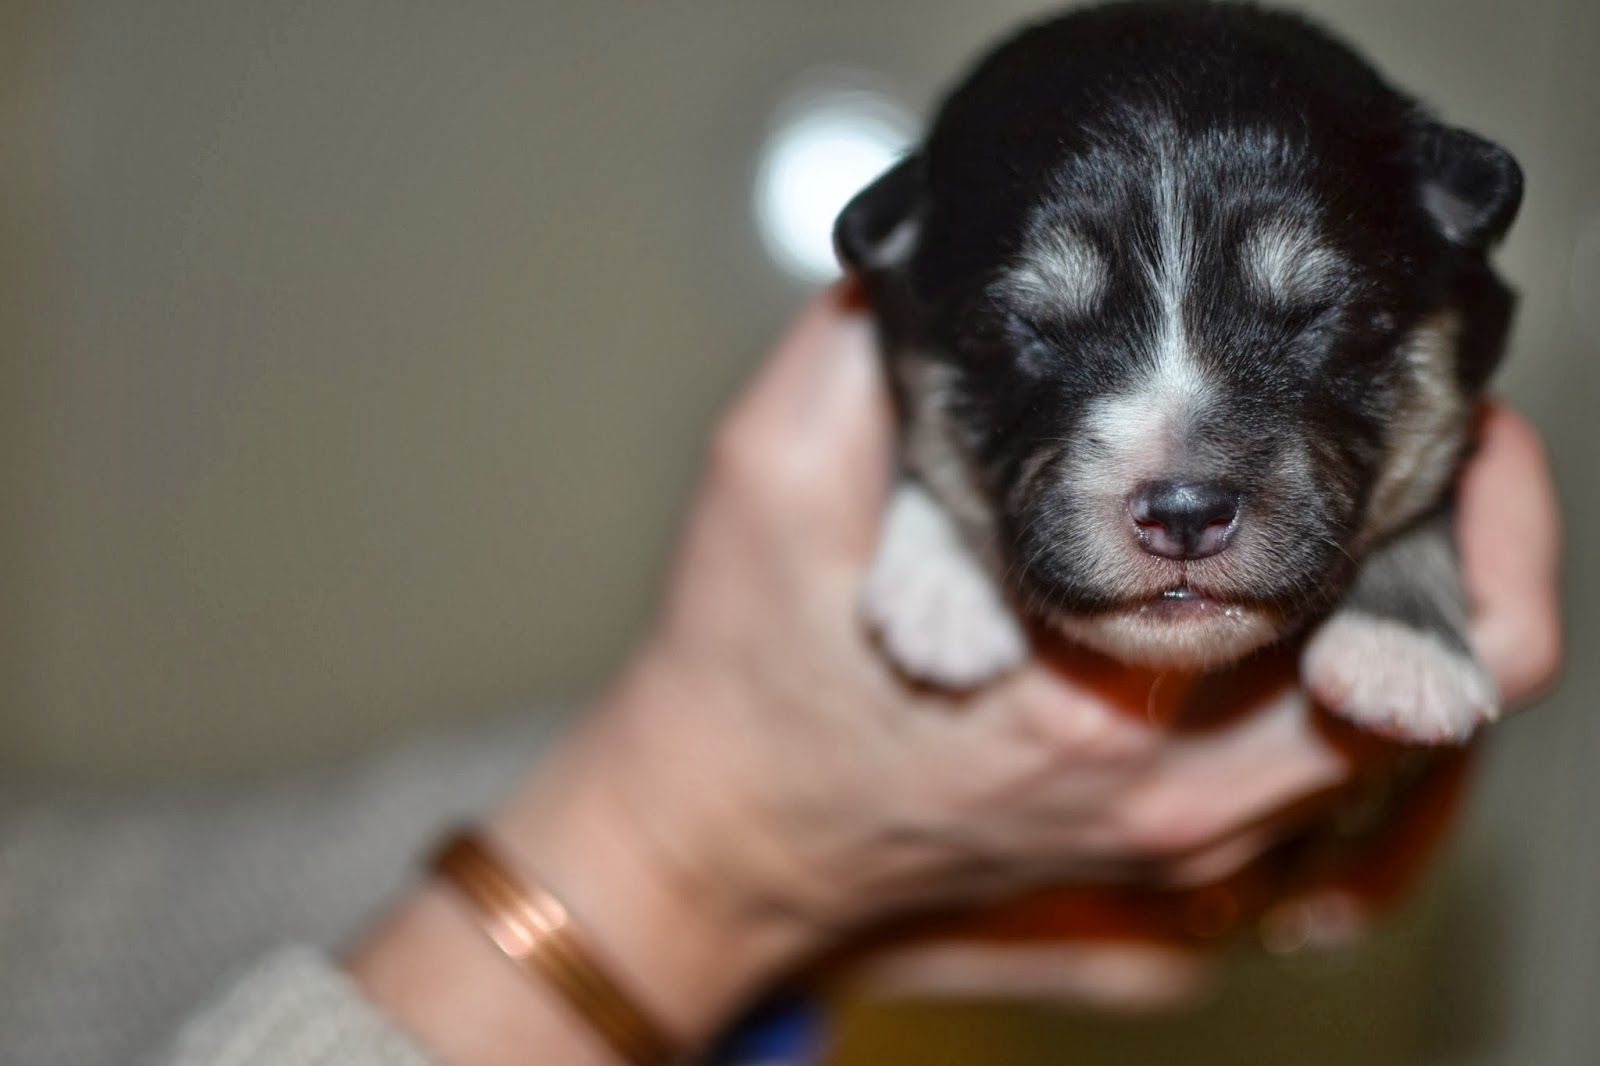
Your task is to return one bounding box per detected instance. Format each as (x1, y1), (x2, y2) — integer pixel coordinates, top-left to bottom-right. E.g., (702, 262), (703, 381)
(863, 483), (1028, 688)
(1301, 612), (1498, 743)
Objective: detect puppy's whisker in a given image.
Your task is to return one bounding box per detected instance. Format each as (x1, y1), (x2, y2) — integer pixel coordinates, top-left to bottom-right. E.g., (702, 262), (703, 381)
(1316, 531), (1359, 568)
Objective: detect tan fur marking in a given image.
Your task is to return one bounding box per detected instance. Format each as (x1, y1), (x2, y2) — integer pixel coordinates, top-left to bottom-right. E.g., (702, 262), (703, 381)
(1242, 218), (1344, 304)
(1358, 311), (1472, 548)
(898, 359), (998, 551)
(1006, 228), (1106, 315)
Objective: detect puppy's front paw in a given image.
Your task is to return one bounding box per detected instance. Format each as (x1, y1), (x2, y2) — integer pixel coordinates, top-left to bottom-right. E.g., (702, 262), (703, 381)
(1301, 613), (1498, 744)
(863, 483), (1027, 688)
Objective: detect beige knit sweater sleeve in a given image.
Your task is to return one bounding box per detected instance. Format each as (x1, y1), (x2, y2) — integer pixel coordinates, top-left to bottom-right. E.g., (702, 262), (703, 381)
(0, 713), (560, 1066)
(157, 947), (435, 1066)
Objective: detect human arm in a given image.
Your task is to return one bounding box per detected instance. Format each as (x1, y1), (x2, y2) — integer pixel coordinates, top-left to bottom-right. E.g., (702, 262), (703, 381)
(340, 289), (1559, 1062)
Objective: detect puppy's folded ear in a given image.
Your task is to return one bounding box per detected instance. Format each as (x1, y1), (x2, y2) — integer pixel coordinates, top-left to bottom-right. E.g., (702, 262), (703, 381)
(834, 152), (925, 273)
(1414, 124), (1523, 249)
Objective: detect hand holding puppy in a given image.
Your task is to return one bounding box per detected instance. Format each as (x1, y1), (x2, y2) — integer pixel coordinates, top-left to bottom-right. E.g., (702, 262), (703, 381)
(352, 288), (1559, 1064)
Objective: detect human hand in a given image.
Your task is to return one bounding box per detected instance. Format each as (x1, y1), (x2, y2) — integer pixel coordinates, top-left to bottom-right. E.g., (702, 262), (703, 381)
(353, 289), (1560, 1062)
(485, 285), (1561, 1041)
(589, 286), (1353, 923)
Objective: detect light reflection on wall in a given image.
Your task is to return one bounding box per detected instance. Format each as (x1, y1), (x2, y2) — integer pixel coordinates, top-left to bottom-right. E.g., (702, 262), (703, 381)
(753, 74), (916, 283)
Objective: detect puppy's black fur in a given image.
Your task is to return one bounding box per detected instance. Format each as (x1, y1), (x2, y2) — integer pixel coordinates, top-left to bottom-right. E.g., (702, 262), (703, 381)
(838, 1), (1521, 742)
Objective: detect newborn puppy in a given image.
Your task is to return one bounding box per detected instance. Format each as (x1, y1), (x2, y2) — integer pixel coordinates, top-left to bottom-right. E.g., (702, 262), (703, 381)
(837, 0), (1522, 743)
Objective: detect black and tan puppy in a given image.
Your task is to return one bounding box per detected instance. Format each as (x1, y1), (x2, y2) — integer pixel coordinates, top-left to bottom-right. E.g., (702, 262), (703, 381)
(837, 0), (1522, 743)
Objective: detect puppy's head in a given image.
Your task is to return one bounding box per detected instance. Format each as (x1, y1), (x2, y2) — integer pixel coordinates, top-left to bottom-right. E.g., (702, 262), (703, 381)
(837, 1), (1522, 669)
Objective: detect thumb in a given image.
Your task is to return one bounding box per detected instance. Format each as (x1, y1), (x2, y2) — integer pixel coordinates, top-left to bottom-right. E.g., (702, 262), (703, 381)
(715, 284), (897, 558)
(1459, 404), (1562, 706)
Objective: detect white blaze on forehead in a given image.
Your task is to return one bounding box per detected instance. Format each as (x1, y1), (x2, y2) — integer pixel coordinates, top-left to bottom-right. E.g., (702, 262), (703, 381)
(1006, 226), (1107, 316)
(1074, 149), (1214, 484)
(1147, 150), (1196, 340)
(1243, 218), (1344, 304)
(1151, 151), (1200, 398)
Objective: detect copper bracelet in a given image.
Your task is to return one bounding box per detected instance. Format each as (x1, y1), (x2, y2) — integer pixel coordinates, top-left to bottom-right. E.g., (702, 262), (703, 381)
(431, 831), (678, 1066)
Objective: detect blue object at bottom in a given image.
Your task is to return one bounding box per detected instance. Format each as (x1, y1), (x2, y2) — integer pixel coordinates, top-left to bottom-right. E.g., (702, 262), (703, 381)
(704, 992), (829, 1066)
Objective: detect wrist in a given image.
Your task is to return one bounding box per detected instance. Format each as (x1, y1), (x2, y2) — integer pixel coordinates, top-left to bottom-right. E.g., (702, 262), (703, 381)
(351, 884), (621, 1066)
(487, 658), (827, 1043)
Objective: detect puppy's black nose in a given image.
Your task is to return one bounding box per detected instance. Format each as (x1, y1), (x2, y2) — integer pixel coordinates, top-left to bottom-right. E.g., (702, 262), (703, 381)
(1129, 481), (1240, 560)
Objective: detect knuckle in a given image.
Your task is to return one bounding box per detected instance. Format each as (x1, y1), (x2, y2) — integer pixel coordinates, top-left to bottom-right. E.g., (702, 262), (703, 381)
(1016, 697), (1155, 767)
(1121, 789), (1225, 858)
(1515, 621), (1563, 704)
(708, 415), (774, 489)
(709, 412), (823, 501)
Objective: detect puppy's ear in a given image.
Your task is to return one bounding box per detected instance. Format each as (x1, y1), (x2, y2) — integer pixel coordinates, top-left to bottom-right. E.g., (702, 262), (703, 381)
(1414, 124), (1523, 249)
(834, 152), (924, 273)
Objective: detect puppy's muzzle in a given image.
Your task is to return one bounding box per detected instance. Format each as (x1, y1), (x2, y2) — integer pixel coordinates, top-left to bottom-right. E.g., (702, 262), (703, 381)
(1128, 480), (1241, 560)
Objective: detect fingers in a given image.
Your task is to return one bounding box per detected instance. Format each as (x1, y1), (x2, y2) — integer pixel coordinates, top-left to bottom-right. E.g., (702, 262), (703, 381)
(1258, 888), (1371, 954)
(722, 286), (868, 428)
(710, 284), (896, 558)
(1121, 689), (1349, 860)
(849, 939), (1216, 1013)
(1459, 405), (1563, 705)
(1161, 826), (1278, 887)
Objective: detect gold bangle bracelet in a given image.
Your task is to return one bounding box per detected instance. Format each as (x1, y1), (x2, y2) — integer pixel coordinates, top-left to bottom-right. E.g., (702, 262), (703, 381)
(431, 830), (678, 1066)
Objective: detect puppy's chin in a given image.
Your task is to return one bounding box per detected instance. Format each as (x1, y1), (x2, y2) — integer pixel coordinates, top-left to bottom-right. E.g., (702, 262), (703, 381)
(1054, 598), (1285, 671)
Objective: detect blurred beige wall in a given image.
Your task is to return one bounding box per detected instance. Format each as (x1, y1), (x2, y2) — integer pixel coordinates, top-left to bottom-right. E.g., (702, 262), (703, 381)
(2, 1), (1597, 1062)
